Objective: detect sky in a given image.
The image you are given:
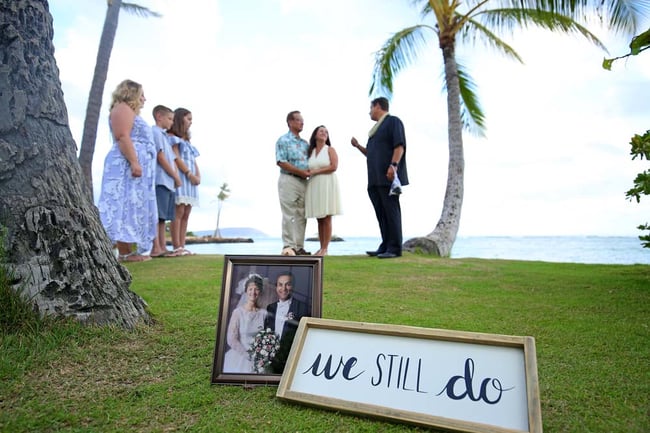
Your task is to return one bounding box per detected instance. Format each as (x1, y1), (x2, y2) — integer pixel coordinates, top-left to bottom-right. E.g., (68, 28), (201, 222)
(48, 0), (650, 239)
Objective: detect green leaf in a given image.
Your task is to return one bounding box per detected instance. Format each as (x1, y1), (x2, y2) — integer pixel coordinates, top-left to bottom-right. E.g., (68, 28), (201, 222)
(629, 28), (650, 55)
(602, 57), (614, 70)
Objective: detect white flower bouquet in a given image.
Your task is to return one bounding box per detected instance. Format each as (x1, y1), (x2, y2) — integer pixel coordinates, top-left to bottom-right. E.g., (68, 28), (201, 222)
(248, 328), (281, 374)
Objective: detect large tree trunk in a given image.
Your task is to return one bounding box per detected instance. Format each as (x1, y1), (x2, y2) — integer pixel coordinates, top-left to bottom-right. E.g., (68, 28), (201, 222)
(404, 41), (464, 257)
(0, 0), (150, 328)
(77, 0), (122, 202)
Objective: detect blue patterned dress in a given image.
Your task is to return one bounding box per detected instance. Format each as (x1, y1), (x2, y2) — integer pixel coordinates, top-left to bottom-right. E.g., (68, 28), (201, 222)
(171, 136), (200, 206)
(98, 115), (158, 254)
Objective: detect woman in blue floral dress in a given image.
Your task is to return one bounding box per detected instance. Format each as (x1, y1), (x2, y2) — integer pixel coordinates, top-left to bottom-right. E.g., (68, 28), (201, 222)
(169, 108), (200, 255)
(97, 79), (157, 262)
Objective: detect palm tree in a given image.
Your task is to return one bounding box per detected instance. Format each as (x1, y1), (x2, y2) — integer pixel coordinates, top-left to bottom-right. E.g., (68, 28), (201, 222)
(77, 0), (160, 201)
(1, 1), (150, 328)
(370, 0), (648, 256)
(213, 183), (231, 238)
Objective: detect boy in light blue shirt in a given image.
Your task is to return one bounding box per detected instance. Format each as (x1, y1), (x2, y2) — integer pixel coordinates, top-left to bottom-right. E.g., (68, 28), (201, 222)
(150, 105), (181, 257)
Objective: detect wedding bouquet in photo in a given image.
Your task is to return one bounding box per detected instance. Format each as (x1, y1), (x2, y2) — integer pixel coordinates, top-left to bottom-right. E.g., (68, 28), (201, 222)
(248, 328), (281, 374)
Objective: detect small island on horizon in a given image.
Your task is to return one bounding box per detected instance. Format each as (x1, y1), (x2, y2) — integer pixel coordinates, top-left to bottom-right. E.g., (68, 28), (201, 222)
(167, 227), (263, 245)
(181, 236), (254, 245)
(170, 228), (345, 244)
(306, 235), (344, 242)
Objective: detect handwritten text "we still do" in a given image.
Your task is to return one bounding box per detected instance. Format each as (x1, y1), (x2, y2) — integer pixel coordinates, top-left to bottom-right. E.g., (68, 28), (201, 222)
(301, 352), (515, 404)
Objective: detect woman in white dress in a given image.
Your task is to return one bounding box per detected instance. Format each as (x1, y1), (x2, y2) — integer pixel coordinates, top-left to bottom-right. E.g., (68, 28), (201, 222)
(223, 274), (268, 373)
(305, 126), (342, 256)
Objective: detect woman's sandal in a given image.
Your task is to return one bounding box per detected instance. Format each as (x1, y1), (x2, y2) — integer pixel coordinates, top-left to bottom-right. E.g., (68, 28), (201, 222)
(118, 253), (152, 263)
(167, 248), (184, 257)
(165, 247), (195, 257)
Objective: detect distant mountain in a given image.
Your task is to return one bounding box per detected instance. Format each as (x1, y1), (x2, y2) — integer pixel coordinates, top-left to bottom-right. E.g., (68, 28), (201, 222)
(193, 227), (270, 238)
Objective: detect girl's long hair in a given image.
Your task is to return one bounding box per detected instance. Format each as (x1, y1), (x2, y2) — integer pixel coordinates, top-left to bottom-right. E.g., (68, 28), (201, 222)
(169, 107), (192, 140)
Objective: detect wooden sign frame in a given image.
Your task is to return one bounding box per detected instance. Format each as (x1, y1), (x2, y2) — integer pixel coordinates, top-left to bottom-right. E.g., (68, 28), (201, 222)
(277, 318), (542, 433)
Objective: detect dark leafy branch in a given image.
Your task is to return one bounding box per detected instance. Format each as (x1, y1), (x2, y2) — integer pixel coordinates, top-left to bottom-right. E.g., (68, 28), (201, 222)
(625, 130), (650, 248)
(603, 27), (650, 70)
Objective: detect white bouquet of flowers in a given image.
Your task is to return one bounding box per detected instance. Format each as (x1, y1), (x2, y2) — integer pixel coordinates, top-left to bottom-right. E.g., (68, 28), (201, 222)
(248, 328), (281, 374)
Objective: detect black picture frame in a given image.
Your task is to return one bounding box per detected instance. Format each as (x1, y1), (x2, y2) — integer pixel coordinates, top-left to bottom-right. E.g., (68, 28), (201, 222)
(211, 255), (323, 385)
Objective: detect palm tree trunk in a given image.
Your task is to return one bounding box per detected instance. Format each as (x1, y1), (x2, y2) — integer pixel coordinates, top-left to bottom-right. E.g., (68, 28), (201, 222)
(1, 0), (150, 328)
(213, 206), (222, 238)
(404, 42), (464, 257)
(77, 0), (122, 202)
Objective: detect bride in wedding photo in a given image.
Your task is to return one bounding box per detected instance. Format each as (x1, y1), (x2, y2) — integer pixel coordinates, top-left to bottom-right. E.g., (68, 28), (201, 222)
(222, 274), (268, 373)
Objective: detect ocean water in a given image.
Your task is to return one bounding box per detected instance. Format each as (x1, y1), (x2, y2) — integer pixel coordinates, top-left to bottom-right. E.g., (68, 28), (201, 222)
(183, 236), (649, 265)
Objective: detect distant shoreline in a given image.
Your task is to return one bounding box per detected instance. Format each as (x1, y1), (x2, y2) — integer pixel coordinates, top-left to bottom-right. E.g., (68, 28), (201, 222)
(167, 236), (253, 245)
(181, 236), (648, 265)
(306, 235), (345, 242)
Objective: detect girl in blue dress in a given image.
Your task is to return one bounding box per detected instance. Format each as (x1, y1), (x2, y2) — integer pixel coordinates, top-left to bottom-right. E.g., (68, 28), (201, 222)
(97, 79), (157, 262)
(169, 108), (200, 255)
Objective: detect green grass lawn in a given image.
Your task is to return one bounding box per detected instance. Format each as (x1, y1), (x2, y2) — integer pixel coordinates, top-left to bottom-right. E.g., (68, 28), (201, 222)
(1, 254), (648, 432)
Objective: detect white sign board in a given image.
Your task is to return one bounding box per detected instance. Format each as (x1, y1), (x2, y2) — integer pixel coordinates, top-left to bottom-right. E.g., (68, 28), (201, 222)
(277, 318), (542, 433)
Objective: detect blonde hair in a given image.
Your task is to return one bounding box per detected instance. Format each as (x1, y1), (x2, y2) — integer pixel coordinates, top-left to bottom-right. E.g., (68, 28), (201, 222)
(110, 79), (144, 114)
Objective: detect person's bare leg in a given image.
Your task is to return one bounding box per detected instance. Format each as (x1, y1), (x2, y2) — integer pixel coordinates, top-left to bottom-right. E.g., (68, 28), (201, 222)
(117, 241), (132, 257)
(150, 221), (169, 256)
(171, 205), (183, 251)
(315, 216), (331, 255)
(314, 218), (323, 255)
(158, 221), (168, 252)
(150, 221), (163, 256)
(150, 239), (162, 256)
(321, 215), (332, 255)
(179, 205), (193, 253)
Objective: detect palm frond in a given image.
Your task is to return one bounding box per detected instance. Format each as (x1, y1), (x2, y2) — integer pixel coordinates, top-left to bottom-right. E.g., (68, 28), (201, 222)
(601, 0), (650, 34)
(456, 63), (486, 137)
(460, 17), (524, 63)
(475, 8), (607, 52)
(369, 25), (435, 97)
(121, 2), (162, 18)
(502, 0), (648, 36)
(412, 0), (432, 17)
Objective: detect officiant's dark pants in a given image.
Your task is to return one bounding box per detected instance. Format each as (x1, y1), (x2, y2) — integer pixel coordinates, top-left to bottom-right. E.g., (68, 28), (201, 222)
(368, 186), (402, 254)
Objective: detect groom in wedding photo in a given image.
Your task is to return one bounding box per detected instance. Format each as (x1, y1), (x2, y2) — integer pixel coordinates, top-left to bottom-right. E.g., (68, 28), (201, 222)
(264, 271), (310, 373)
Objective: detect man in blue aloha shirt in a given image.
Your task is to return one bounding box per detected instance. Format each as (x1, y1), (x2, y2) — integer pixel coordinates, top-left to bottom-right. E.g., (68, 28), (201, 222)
(275, 110), (311, 255)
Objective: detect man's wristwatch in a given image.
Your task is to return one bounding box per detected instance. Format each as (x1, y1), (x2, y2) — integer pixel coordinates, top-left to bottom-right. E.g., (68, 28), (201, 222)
(390, 162), (398, 167)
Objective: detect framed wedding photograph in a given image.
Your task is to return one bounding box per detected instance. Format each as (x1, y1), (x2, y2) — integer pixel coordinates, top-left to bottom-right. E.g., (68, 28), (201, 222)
(211, 255), (323, 385)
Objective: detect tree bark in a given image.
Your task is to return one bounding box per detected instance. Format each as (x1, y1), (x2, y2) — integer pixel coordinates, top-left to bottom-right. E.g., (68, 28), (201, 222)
(0, 0), (150, 328)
